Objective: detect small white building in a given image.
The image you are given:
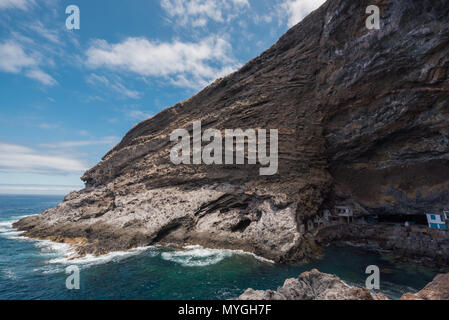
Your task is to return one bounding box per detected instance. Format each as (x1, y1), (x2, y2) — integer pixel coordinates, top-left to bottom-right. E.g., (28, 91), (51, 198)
(426, 211), (449, 230)
(330, 206), (354, 224)
(335, 206), (353, 217)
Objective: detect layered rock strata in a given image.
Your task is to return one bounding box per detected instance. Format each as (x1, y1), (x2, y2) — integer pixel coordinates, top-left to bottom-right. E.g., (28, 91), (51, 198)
(14, 0), (449, 263)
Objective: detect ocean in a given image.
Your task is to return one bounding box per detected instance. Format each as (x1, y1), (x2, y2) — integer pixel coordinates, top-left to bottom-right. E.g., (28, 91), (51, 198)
(0, 195), (440, 300)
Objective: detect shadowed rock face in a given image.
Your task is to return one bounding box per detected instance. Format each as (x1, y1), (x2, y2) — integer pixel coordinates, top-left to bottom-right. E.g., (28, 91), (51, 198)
(14, 0), (449, 262)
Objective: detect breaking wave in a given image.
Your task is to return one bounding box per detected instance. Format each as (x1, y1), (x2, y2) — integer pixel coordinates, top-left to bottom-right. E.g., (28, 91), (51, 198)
(0, 219), (26, 240)
(2, 215), (272, 271)
(161, 245), (274, 267)
(0, 221), (14, 233)
(0, 215), (159, 273)
(161, 245), (234, 267)
(48, 245), (158, 268)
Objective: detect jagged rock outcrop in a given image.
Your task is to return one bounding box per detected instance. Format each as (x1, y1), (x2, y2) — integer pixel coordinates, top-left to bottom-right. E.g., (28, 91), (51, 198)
(238, 269), (388, 300)
(14, 0), (449, 262)
(401, 273), (449, 300)
(238, 270), (449, 300)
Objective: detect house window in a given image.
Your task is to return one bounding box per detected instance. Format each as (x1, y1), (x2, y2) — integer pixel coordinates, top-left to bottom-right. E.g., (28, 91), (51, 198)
(440, 224), (447, 230)
(430, 224), (438, 229)
(431, 215), (436, 220)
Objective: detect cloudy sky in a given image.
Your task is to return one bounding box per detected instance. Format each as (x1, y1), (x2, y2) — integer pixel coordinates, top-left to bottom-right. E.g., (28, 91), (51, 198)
(0, 0), (326, 195)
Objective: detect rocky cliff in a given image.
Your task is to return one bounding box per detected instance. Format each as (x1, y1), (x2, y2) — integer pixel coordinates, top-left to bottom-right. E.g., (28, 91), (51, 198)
(238, 269), (388, 300)
(14, 0), (449, 262)
(238, 269), (449, 300)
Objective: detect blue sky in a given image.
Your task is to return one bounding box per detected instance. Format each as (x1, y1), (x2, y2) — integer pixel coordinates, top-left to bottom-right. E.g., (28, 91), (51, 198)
(0, 0), (325, 195)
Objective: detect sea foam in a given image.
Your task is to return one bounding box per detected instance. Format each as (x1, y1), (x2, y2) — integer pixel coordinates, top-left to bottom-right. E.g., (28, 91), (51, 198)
(0, 219), (26, 240)
(48, 245), (158, 268)
(161, 245), (274, 267)
(2, 216), (273, 270)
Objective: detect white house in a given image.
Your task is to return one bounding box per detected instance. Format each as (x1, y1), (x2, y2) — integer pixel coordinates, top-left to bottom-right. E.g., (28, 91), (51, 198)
(426, 211), (448, 230)
(331, 206), (354, 224)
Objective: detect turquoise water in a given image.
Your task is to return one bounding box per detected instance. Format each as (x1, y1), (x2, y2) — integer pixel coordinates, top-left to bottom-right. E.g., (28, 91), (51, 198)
(0, 195), (441, 300)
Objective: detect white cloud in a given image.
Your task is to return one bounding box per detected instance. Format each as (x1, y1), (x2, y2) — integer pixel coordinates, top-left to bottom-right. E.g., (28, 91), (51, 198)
(0, 41), (57, 85)
(0, 41), (36, 73)
(281, 0), (326, 27)
(0, 142), (87, 174)
(78, 130), (89, 136)
(37, 122), (60, 130)
(86, 36), (238, 89)
(253, 14), (274, 25)
(26, 69), (57, 86)
(126, 110), (153, 121)
(161, 0), (249, 27)
(40, 136), (120, 149)
(86, 73), (141, 99)
(0, 0), (34, 10)
(28, 21), (60, 43)
(0, 184), (82, 195)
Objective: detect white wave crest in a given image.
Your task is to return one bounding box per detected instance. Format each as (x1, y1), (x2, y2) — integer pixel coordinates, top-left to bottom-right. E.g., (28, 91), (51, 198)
(161, 245), (233, 267)
(34, 240), (75, 257)
(227, 249), (275, 264)
(0, 215), (35, 236)
(161, 245), (274, 267)
(1, 269), (18, 280)
(48, 245), (158, 269)
(2, 215), (273, 270)
(0, 221), (13, 232)
(0, 220), (26, 240)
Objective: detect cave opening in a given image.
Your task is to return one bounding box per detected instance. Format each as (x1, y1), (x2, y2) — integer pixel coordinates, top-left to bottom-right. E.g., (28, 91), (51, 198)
(375, 213), (428, 226)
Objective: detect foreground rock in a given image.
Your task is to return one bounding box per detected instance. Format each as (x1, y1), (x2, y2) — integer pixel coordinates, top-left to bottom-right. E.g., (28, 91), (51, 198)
(401, 274), (449, 300)
(239, 270), (449, 300)
(238, 269), (388, 300)
(14, 0), (449, 262)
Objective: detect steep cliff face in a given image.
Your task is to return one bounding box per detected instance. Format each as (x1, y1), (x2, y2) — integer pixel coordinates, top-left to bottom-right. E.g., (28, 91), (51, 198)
(321, 0), (449, 216)
(14, 0), (449, 262)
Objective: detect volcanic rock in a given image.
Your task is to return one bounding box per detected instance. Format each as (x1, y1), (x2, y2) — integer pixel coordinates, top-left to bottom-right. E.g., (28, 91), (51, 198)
(14, 0), (449, 262)
(401, 273), (449, 300)
(238, 269), (388, 300)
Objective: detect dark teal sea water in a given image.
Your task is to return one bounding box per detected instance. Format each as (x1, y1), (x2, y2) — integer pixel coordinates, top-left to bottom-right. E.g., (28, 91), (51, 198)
(0, 195), (440, 300)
